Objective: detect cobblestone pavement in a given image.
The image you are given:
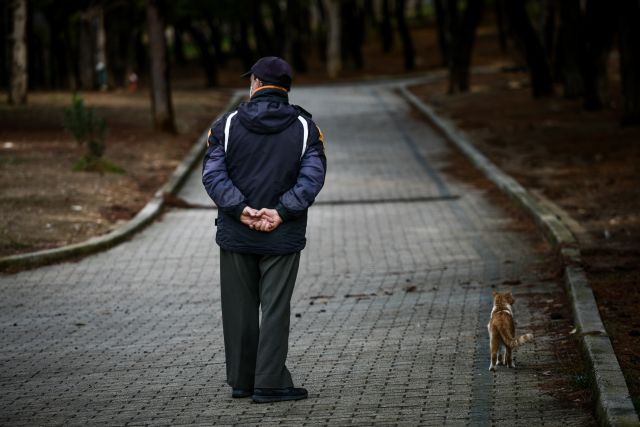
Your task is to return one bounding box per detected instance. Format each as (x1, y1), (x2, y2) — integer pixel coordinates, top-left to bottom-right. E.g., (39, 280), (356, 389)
(0, 84), (595, 426)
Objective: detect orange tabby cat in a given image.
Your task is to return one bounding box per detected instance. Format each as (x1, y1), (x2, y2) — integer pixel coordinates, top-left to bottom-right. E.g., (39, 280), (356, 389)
(488, 290), (533, 371)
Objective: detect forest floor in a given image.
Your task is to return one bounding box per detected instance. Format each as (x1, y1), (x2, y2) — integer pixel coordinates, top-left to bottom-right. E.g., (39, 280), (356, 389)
(0, 89), (230, 258)
(410, 65), (640, 413)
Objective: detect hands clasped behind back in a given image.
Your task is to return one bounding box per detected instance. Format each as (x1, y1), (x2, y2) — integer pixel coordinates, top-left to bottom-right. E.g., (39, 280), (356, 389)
(240, 206), (283, 233)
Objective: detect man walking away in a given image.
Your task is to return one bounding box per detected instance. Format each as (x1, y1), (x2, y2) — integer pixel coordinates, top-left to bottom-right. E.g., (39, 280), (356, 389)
(202, 57), (327, 403)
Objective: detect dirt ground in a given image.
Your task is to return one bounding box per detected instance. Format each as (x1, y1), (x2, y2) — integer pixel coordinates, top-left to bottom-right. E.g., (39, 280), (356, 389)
(0, 89), (230, 258)
(410, 59), (640, 412)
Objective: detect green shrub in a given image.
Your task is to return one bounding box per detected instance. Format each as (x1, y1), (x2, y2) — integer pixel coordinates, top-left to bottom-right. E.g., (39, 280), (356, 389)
(63, 94), (121, 173)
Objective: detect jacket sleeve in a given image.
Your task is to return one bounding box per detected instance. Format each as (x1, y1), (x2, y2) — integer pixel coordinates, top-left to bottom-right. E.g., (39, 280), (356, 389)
(202, 113), (247, 219)
(275, 123), (327, 221)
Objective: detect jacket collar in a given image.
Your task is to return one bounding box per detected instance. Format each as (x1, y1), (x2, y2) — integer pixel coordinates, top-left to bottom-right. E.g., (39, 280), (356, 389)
(251, 86), (289, 103)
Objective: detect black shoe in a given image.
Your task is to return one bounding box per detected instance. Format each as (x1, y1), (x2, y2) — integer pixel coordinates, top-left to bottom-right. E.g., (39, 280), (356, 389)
(232, 388), (253, 398)
(252, 387), (308, 403)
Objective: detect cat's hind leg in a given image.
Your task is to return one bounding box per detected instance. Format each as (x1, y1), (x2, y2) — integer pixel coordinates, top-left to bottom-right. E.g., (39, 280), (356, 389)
(498, 343), (506, 365)
(489, 330), (499, 371)
(506, 346), (515, 368)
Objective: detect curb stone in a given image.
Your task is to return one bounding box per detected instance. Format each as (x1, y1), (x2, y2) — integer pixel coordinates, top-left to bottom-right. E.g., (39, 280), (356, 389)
(399, 85), (639, 427)
(0, 92), (244, 273)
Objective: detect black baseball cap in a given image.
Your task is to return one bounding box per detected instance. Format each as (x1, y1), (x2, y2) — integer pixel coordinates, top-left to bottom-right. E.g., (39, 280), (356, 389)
(241, 56), (293, 91)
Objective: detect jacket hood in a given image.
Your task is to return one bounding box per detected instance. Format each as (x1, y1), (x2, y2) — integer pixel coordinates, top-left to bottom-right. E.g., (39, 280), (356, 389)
(237, 89), (299, 134)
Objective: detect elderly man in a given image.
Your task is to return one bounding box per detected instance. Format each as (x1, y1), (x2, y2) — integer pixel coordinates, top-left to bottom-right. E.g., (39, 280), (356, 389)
(202, 57), (326, 403)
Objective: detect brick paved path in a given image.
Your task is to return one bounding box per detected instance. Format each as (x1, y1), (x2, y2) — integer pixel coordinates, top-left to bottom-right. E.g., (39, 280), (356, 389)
(0, 84), (595, 426)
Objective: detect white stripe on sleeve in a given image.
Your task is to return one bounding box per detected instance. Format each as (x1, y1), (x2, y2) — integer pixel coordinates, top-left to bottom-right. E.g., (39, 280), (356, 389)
(297, 116), (308, 159)
(224, 111), (238, 152)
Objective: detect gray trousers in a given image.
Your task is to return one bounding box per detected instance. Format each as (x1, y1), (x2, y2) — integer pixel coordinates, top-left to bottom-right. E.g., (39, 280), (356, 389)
(219, 249), (300, 389)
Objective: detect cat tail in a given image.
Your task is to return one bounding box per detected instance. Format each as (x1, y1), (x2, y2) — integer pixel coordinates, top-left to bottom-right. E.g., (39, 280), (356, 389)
(509, 333), (534, 348)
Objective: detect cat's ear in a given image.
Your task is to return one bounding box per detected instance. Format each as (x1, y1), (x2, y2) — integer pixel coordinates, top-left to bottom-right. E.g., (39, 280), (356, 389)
(492, 289), (497, 297)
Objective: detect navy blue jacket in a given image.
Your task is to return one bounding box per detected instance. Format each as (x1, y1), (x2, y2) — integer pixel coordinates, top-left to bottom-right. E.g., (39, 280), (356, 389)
(202, 88), (326, 254)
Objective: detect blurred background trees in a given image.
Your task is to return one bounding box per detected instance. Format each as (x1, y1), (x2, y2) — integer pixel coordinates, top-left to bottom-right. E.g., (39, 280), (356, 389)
(1, 0), (639, 126)
(8, 0), (27, 104)
(435, 0), (484, 93)
(147, 0), (175, 133)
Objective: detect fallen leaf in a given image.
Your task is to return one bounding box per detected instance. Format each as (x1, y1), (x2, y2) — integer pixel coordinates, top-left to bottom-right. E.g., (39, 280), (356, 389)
(345, 293), (370, 298)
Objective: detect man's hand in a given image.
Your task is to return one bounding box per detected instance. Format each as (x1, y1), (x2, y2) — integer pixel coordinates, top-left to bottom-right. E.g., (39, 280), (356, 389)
(240, 206), (262, 228)
(254, 208), (283, 232)
(239, 206), (283, 232)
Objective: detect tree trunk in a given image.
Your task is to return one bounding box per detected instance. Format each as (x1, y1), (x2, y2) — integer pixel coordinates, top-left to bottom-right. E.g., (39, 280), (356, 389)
(582, 0), (615, 110)
(503, 0), (554, 97)
(26, 2), (43, 89)
(287, 0), (309, 72)
(268, 0), (286, 57)
(105, 2), (136, 88)
(618, 0), (640, 126)
(9, 0), (27, 104)
(440, 0), (460, 82)
(123, 30), (137, 88)
(184, 22), (217, 88)
(250, 0), (274, 57)
(443, 0), (484, 94)
(380, 0), (393, 53)
(173, 26), (187, 66)
(454, 0), (484, 93)
(1, 2), (8, 89)
(556, 0), (583, 98)
(315, 0), (327, 64)
(237, 19), (254, 70)
(207, 20), (225, 67)
(47, 4), (64, 89)
(433, 0), (449, 67)
(541, 0), (556, 61)
(95, 6), (107, 90)
(340, 0), (364, 69)
(495, 0), (508, 53)
(64, 17), (79, 89)
(134, 29), (148, 85)
(284, 0), (294, 67)
(414, 0), (425, 20)
(395, 0), (415, 71)
(146, 0), (175, 133)
(323, 0), (341, 78)
(77, 12), (93, 89)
